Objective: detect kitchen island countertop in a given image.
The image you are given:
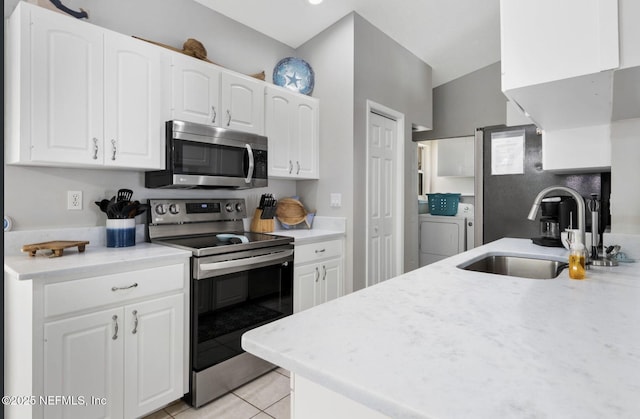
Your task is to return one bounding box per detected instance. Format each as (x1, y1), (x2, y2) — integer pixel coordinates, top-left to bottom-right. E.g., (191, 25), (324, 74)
(242, 238), (640, 418)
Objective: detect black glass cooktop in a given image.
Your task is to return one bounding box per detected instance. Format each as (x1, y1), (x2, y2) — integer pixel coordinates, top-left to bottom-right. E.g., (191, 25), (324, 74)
(153, 231), (292, 257)
(164, 232), (283, 249)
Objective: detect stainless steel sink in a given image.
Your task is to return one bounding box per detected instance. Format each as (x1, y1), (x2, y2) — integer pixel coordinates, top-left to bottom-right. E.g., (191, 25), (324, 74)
(458, 255), (568, 279)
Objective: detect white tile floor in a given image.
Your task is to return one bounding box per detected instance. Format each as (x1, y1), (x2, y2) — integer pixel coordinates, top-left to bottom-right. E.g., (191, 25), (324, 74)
(142, 368), (291, 419)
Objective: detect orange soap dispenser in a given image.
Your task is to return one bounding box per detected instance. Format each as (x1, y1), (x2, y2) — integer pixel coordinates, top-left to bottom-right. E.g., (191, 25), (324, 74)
(569, 241), (587, 280)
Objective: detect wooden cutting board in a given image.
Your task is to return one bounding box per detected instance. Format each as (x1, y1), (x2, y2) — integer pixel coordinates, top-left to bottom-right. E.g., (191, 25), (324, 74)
(22, 241), (90, 258)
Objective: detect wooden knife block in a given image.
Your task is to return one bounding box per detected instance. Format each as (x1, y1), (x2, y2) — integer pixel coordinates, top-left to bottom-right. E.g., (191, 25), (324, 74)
(250, 209), (274, 233)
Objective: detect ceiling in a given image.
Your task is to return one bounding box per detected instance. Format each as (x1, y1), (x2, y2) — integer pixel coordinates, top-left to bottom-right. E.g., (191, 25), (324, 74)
(193, 0), (501, 87)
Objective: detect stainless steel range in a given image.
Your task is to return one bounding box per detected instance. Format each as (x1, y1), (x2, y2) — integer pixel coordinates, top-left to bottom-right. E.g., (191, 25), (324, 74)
(146, 198), (293, 408)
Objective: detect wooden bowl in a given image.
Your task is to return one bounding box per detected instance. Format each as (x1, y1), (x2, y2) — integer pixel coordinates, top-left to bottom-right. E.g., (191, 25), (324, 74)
(276, 198), (308, 226)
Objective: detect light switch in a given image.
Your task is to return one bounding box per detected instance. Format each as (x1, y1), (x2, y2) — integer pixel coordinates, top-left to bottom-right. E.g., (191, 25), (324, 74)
(330, 193), (342, 208)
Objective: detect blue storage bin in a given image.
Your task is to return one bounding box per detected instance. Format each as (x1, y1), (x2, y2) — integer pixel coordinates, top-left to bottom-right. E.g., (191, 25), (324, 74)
(427, 193), (461, 216)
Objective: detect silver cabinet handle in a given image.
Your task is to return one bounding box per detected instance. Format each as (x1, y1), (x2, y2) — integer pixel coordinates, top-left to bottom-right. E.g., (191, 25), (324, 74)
(289, 160), (293, 174)
(112, 315), (118, 340)
(132, 310), (138, 334)
(111, 283), (138, 292)
(211, 106), (217, 124)
(111, 139), (117, 161)
(296, 161), (301, 175)
(315, 249), (326, 254)
(314, 267), (319, 283)
(92, 138), (99, 160)
(226, 109), (231, 126)
(322, 265), (327, 281)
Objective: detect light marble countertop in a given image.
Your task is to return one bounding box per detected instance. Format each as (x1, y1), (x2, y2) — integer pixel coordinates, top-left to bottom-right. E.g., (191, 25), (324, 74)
(242, 238), (640, 419)
(266, 216), (346, 245)
(4, 225), (191, 281)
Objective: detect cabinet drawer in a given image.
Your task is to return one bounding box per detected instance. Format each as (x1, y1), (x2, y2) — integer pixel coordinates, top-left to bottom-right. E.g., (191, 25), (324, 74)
(295, 240), (342, 265)
(44, 264), (185, 318)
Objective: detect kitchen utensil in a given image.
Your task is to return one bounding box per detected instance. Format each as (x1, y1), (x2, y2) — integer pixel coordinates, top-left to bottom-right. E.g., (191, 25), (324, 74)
(95, 199), (110, 213)
(216, 234), (249, 244)
(117, 189), (133, 202)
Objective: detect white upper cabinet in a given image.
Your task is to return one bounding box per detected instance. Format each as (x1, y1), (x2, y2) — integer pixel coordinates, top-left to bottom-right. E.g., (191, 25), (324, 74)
(18, 3), (105, 166)
(500, 0), (621, 130)
(220, 71), (265, 135)
(171, 53), (221, 126)
(265, 86), (319, 179)
(6, 2), (165, 169)
(501, 0), (619, 91)
(436, 137), (474, 177)
(103, 31), (165, 169)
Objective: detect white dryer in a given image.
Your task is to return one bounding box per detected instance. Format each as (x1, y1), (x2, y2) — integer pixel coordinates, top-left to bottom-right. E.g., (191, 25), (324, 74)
(419, 203), (474, 267)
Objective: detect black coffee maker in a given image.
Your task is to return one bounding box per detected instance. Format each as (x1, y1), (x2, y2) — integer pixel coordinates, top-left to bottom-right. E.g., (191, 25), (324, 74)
(532, 196), (578, 247)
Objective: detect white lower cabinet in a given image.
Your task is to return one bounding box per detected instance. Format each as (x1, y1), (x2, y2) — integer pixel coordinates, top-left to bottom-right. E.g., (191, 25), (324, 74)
(293, 239), (344, 313)
(5, 261), (189, 419)
(44, 294), (183, 419)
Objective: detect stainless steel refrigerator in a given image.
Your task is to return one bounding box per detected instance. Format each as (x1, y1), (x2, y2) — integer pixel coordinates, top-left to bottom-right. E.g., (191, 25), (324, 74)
(474, 124), (609, 245)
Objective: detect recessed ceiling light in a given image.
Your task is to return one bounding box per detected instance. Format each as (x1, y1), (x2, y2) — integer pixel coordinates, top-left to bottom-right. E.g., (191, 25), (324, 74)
(308, 0), (323, 5)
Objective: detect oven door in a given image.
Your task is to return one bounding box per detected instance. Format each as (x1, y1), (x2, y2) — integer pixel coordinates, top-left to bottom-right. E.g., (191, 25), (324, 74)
(191, 247), (293, 372)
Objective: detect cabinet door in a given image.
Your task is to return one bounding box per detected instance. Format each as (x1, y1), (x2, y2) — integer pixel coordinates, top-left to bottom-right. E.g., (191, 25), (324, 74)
(103, 31), (164, 169)
(501, 0), (619, 91)
(172, 54), (221, 126)
(294, 264), (321, 313)
(265, 88), (295, 178)
(44, 308), (124, 419)
(30, 5), (104, 166)
(220, 71), (265, 135)
(124, 294), (184, 418)
(293, 96), (319, 179)
(319, 258), (343, 304)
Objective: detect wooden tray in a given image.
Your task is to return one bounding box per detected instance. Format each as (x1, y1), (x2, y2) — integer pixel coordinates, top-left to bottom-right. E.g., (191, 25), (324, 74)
(22, 240), (90, 258)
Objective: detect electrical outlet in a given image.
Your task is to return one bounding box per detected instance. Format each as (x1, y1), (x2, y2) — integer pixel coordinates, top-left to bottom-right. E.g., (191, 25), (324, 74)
(67, 191), (82, 210)
(330, 193), (342, 208)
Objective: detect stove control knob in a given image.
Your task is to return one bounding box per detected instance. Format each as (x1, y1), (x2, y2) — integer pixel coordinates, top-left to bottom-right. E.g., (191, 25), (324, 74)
(155, 204), (167, 215)
(225, 203), (234, 213)
(235, 203), (244, 212)
(169, 204), (180, 215)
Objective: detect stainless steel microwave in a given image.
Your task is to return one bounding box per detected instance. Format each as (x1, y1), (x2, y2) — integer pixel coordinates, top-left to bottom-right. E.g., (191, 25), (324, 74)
(145, 121), (268, 189)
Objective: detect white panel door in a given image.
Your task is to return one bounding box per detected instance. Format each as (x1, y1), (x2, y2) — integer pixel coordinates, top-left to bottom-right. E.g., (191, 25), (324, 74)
(294, 265), (320, 313)
(265, 88), (295, 177)
(30, 6), (104, 165)
(172, 54), (221, 126)
(293, 96), (319, 179)
(320, 259), (343, 304)
(220, 72), (264, 135)
(104, 32), (164, 169)
(44, 308), (124, 419)
(367, 112), (398, 286)
(124, 294), (184, 419)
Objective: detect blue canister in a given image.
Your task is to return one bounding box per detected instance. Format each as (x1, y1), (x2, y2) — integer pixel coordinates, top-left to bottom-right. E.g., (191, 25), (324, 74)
(106, 219), (136, 247)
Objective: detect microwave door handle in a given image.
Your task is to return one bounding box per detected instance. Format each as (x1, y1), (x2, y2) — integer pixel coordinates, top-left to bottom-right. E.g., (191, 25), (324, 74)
(245, 144), (254, 184)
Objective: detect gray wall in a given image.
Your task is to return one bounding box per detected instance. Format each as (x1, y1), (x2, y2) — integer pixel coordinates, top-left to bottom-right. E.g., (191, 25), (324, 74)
(414, 61), (505, 141)
(296, 15), (356, 292)
(3, 0), (297, 231)
(297, 13), (433, 292)
(352, 14), (433, 287)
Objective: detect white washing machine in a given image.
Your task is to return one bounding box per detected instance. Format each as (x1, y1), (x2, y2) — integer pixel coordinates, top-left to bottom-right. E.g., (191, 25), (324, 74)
(419, 203), (474, 267)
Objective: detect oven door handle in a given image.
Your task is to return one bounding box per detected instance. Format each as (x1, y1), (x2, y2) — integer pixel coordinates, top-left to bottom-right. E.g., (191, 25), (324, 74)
(199, 249), (293, 273)
(245, 144), (254, 184)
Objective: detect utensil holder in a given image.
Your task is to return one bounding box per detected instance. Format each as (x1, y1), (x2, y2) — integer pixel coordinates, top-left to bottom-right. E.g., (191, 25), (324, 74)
(106, 219), (136, 247)
(250, 209), (274, 233)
